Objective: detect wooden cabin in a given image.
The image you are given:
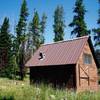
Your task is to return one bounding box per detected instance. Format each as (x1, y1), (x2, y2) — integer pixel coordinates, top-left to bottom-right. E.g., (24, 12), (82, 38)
(25, 36), (98, 92)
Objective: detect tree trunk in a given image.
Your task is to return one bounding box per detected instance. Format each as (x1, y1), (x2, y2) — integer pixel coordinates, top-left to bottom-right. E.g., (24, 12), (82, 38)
(19, 41), (25, 80)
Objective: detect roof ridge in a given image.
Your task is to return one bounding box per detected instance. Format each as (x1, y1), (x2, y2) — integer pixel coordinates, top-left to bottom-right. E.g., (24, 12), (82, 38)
(42, 35), (89, 46)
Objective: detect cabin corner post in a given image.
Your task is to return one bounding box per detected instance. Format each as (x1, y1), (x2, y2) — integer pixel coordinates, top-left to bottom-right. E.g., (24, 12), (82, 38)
(30, 67), (33, 85)
(76, 63), (80, 91)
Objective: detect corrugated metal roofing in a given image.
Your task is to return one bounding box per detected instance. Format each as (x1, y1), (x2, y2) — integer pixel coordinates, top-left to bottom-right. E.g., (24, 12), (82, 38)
(25, 36), (89, 67)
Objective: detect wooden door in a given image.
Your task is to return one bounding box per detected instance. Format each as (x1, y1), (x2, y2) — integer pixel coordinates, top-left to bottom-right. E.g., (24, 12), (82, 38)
(79, 65), (89, 88)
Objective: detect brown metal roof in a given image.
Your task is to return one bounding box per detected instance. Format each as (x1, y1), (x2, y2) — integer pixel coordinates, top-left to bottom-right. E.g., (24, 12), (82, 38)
(25, 36), (89, 67)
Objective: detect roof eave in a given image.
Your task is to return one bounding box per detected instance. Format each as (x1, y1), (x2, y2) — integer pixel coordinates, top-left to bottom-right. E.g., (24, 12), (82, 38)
(88, 36), (99, 68)
(26, 63), (77, 68)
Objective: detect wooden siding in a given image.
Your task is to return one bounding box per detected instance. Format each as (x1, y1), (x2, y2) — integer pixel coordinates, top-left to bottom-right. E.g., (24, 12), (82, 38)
(76, 41), (98, 92)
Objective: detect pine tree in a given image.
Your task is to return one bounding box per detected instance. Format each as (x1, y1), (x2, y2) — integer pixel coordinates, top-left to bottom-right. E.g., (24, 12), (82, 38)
(92, 0), (100, 47)
(69, 0), (90, 37)
(8, 35), (19, 79)
(53, 5), (65, 42)
(16, 0), (29, 80)
(28, 10), (41, 52)
(40, 13), (47, 44)
(0, 17), (11, 67)
(0, 17), (13, 78)
(26, 11), (47, 62)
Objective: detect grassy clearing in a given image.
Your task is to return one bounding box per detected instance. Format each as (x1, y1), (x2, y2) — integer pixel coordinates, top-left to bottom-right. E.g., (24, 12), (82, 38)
(0, 78), (100, 100)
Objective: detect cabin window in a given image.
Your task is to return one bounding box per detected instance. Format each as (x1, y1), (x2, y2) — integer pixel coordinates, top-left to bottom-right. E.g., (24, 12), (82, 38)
(83, 54), (92, 64)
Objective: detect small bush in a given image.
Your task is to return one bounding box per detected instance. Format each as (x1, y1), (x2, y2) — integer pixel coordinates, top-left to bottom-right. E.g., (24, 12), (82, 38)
(0, 95), (14, 100)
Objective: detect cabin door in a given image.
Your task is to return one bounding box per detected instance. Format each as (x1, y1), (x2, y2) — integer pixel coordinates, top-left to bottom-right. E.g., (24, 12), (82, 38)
(79, 65), (89, 88)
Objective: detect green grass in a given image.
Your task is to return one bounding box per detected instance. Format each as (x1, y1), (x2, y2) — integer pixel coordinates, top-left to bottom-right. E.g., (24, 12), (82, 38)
(0, 78), (100, 100)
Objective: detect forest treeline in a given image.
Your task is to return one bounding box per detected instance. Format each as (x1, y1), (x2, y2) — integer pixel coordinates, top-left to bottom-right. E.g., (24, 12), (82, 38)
(0, 0), (100, 80)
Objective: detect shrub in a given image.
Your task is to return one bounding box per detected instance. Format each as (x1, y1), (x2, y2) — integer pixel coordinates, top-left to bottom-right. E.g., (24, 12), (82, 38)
(0, 95), (14, 100)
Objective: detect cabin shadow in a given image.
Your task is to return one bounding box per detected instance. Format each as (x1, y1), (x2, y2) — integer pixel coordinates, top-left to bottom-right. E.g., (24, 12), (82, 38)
(30, 64), (76, 90)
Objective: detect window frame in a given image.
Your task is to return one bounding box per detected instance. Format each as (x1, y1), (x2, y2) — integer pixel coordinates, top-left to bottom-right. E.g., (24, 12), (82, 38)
(83, 53), (92, 65)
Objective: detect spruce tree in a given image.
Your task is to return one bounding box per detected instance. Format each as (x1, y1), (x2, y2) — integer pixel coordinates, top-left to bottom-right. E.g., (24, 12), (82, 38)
(16, 0), (29, 80)
(29, 10), (41, 52)
(93, 0), (100, 47)
(8, 35), (18, 79)
(0, 17), (13, 77)
(26, 11), (47, 62)
(69, 0), (90, 37)
(53, 6), (65, 42)
(0, 17), (11, 67)
(40, 13), (47, 44)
